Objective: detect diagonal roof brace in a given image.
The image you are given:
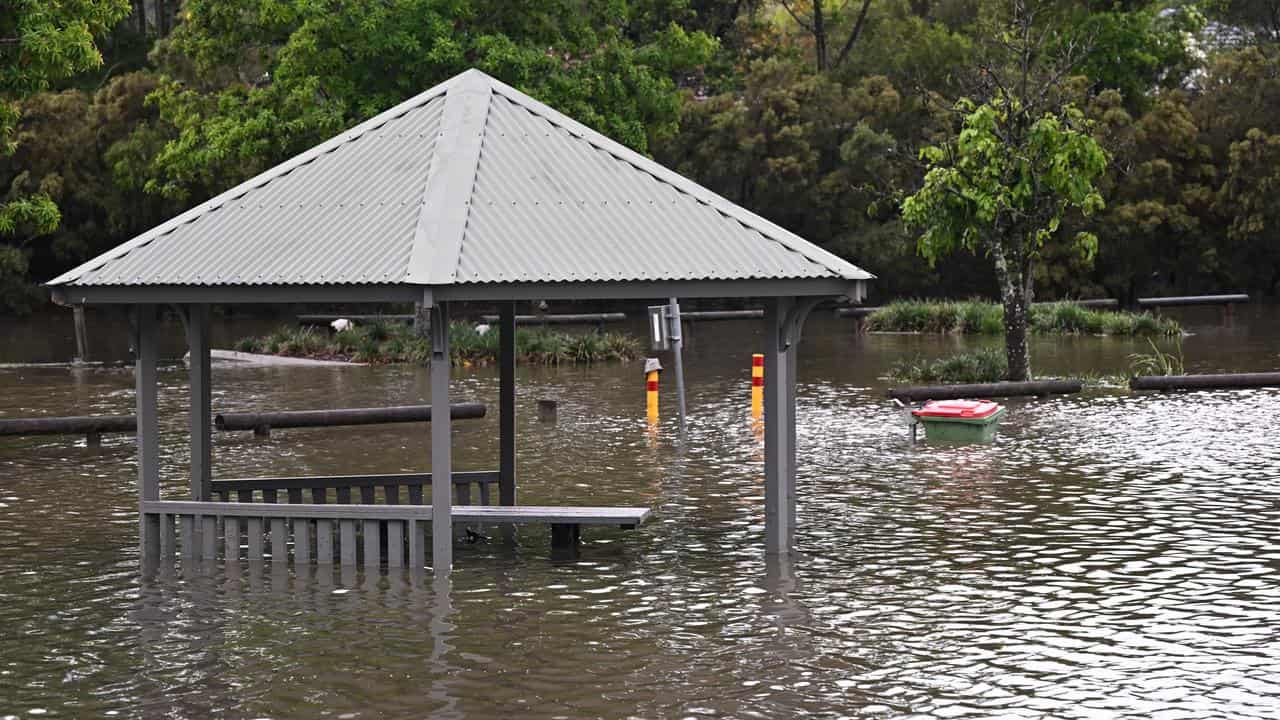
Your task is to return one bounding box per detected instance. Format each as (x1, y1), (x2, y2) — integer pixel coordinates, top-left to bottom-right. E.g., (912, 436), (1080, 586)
(405, 69), (493, 286)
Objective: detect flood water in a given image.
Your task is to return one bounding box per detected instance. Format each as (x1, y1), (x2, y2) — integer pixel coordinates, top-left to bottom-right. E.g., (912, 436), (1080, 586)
(1, 305), (1278, 718)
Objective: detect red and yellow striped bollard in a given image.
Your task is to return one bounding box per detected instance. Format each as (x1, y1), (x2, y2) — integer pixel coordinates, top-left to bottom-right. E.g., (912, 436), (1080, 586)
(751, 353), (764, 419)
(645, 358), (661, 423)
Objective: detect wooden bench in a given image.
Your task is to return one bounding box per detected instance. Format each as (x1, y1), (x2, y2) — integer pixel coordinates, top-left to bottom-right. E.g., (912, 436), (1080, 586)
(140, 500), (651, 567)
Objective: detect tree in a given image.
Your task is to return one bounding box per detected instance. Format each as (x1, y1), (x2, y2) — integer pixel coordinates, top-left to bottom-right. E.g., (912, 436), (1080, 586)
(137, 0), (715, 203)
(776, 0), (876, 72)
(900, 1), (1107, 381)
(0, 0), (129, 310)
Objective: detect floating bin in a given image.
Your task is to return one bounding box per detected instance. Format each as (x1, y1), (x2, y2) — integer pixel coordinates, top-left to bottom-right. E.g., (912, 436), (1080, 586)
(911, 399), (1005, 443)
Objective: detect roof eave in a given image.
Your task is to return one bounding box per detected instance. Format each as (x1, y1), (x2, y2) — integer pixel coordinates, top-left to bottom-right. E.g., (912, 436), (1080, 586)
(51, 277), (871, 306)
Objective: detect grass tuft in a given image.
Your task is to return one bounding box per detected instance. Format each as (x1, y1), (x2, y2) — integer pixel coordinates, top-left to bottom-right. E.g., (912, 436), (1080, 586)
(888, 347), (1009, 384)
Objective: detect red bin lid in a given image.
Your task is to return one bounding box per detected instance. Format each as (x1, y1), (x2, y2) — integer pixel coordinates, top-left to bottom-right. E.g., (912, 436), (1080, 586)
(911, 399), (1002, 419)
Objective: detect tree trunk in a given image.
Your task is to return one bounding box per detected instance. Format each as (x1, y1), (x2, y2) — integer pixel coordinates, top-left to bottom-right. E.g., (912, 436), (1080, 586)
(994, 251), (1032, 382)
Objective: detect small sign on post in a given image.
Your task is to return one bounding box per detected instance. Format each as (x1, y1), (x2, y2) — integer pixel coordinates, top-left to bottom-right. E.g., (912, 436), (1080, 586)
(648, 305), (670, 351)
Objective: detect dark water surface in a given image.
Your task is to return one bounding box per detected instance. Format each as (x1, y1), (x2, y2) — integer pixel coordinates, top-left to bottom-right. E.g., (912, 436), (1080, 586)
(1, 307), (1278, 718)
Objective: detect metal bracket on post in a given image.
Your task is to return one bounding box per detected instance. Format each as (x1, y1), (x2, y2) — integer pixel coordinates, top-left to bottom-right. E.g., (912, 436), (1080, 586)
(779, 297), (823, 352)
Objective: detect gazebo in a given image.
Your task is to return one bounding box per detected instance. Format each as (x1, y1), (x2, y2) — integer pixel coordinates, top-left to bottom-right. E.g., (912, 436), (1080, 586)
(48, 69), (873, 573)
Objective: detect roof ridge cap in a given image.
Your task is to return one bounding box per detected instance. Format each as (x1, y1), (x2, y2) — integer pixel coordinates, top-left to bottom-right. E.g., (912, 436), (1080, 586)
(485, 78), (873, 281)
(404, 70), (493, 285)
(48, 76), (455, 287)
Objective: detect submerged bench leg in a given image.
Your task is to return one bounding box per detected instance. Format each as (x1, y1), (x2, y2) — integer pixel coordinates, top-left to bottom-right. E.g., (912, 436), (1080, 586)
(550, 523), (580, 548)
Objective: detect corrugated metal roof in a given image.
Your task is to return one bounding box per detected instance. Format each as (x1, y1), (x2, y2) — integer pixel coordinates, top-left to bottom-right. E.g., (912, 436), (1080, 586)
(50, 69), (873, 290)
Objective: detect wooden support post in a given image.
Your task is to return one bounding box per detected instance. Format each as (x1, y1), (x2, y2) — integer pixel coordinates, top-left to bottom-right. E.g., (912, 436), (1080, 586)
(186, 304), (212, 501)
(73, 305), (90, 363)
(499, 302), (517, 507)
(430, 302), (452, 572)
(135, 304), (161, 570)
(550, 523), (580, 548)
(786, 339), (798, 549)
(763, 298), (795, 557)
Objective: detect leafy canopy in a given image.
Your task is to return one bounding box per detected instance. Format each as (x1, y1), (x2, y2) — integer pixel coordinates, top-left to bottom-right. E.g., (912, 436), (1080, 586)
(902, 95), (1107, 266)
(141, 0), (717, 202)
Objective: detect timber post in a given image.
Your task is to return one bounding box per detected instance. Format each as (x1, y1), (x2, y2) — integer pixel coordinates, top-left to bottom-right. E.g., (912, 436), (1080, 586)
(430, 301), (452, 573)
(763, 297), (795, 557)
(72, 305), (90, 363)
(134, 304), (161, 571)
(499, 302), (517, 507)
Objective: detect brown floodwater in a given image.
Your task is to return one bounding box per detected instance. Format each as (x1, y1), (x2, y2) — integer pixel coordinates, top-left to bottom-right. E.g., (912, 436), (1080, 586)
(1, 305), (1278, 718)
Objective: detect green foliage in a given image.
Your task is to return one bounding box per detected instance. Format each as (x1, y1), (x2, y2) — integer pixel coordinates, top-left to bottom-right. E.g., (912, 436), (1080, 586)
(903, 96), (1108, 267)
(868, 299), (1180, 336)
(236, 321), (642, 366)
(888, 347), (1009, 384)
(140, 0), (716, 202)
(0, 0), (130, 312)
(1128, 336), (1186, 377)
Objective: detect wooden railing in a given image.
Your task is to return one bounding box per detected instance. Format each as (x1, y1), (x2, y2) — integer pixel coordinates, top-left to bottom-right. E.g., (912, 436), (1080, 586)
(210, 470), (500, 506)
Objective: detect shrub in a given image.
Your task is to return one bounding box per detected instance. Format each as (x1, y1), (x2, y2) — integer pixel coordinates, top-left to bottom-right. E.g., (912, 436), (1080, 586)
(868, 299), (1180, 336)
(888, 347), (1009, 384)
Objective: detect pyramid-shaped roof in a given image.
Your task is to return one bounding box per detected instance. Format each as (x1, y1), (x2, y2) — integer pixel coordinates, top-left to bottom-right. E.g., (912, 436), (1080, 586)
(49, 69), (872, 304)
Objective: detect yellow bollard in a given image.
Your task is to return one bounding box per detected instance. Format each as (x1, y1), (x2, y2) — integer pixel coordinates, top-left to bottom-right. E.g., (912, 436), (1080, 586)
(751, 353), (764, 419)
(647, 369), (660, 422)
(644, 356), (663, 423)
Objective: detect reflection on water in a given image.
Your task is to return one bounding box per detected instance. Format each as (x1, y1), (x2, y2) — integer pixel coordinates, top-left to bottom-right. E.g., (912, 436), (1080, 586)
(0, 307), (1278, 717)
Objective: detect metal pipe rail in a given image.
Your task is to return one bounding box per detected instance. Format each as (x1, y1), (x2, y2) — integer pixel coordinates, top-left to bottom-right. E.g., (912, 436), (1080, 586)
(477, 312), (626, 324)
(298, 314), (414, 325)
(679, 309), (764, 320)
(888, 380), (1083, 402)
(1130, 372), (1280, 392)
(0, 414), (135, 446)
(1137, 294), (1250, 308)
(214, 403), (486, 435)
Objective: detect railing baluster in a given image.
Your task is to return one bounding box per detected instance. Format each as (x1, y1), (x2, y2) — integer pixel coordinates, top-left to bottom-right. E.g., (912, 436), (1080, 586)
(237, 489), (253, 504)
(386, 520), (404, 568)
(160, 513), (176, 562)
(408, 484), (423, 505)
(408, 519), (424, 568)
(316, 519), (333, 564)
(479, 480), (490, 506)
(337, 487), (351, 505)
(270, 518), (287, 563)
(456, 479), (471, 506)
(225, 515), (240, 560)
(384, 485), (399, 505)
(180, 515), (196, 561)
(339, 520), (357, 565)
(288, 488), (302, 504)
(312, 487), (326, 504)
(201, 515), (217, 559)
(246, 517), (264, 561)
(264, 488), (279, 504)
(363, 520), (380, 569)
(295, 519), (311, 564)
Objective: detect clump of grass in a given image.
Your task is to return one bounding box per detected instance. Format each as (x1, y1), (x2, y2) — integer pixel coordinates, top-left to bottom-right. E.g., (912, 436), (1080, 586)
(888, 347), (1009, 384)
(868, 299), (1180, 336)
(1129, 335), (1186, 376)
(234, 321), (642, 366)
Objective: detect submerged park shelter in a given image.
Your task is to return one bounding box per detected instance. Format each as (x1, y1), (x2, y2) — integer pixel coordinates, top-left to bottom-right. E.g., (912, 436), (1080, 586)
(47, 69), (873, 572)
